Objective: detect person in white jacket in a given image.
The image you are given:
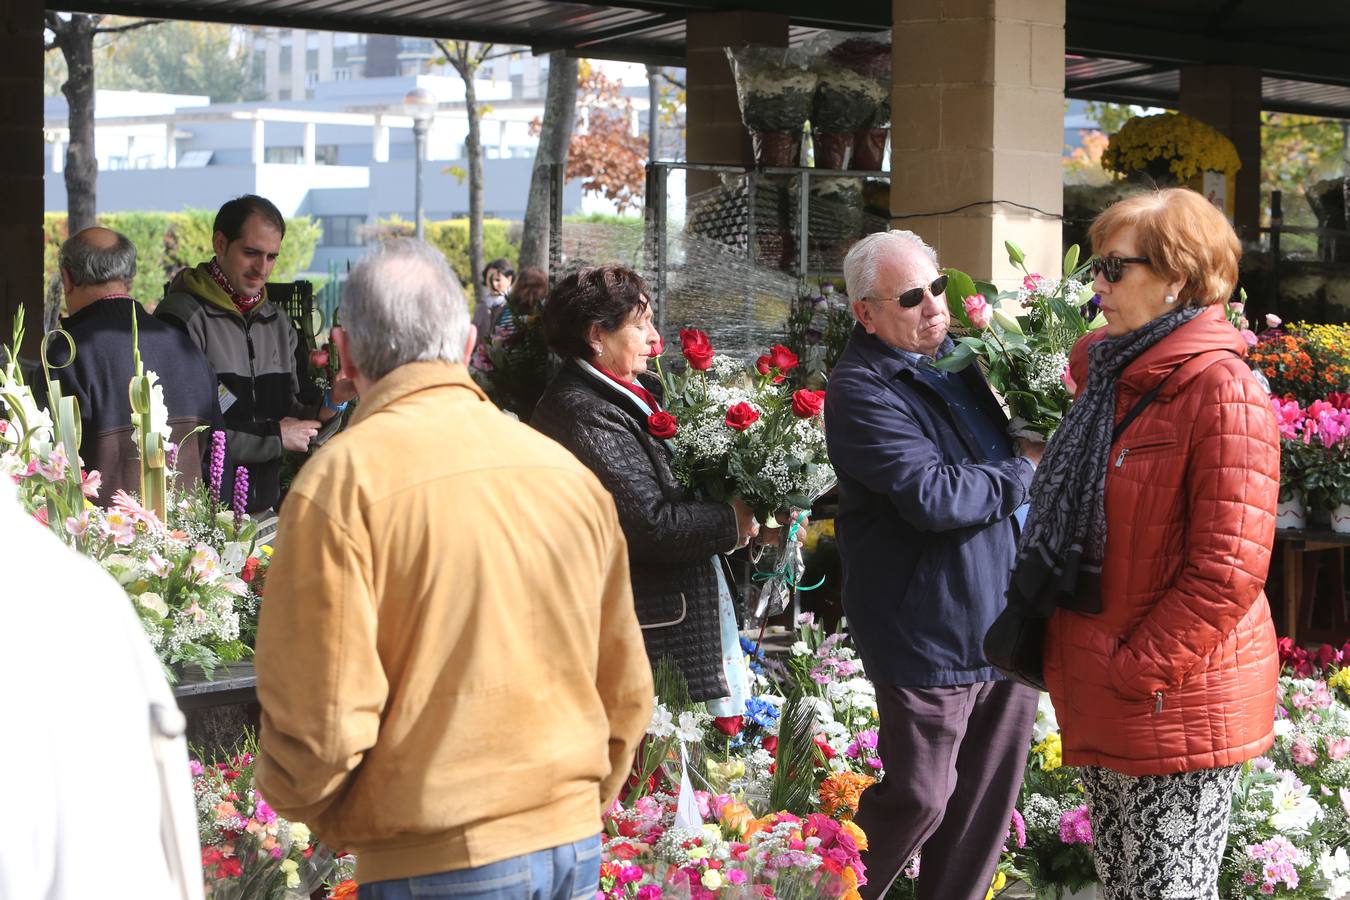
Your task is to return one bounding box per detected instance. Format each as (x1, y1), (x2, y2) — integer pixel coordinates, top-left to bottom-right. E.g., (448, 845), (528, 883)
(0, 477), (203, 900)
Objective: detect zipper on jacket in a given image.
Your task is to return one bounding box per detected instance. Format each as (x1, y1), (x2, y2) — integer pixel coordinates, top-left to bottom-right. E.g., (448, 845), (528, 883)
(1153, 690), (1164, 713)
(244, 320), (259, 420)
(1115, 448), (1129, 468)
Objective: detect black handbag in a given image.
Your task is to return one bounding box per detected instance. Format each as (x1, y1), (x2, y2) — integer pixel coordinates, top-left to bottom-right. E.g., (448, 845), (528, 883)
(982, 351), (1234, 689)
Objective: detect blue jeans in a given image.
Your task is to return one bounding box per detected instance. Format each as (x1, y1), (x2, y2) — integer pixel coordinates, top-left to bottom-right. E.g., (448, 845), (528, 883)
(361, 835), (601, 900)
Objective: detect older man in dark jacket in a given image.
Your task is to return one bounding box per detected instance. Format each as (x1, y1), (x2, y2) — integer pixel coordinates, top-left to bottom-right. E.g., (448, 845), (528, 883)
(825, 230), (1040, 900)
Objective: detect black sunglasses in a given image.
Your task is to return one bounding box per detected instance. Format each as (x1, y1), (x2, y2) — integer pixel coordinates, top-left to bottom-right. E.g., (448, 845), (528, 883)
(871, 274), (949, 309)
(1090, 256), (1151, 283)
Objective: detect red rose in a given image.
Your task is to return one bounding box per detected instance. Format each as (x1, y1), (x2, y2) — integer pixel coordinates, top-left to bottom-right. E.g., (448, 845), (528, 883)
(724, 402), (760, 431)
(680, 328), (715, 371)
(767, 344), (798, 372)
(762, 735), (779, 756)
(813, 734), (837, 761)
(713, 715), (744, 737)
(647, 411), (678, 439)
(791, 389), (826, 418)
(649, 335), (665, 358)
(309, 349), (330, 369)
(240, 556), (260, 584)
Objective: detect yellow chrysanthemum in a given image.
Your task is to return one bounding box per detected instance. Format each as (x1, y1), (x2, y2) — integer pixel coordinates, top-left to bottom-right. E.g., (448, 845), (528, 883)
(1032, 733), (1063, 771)
(1330, 667), (1350, 694)
(1102, 112), (1241, 182)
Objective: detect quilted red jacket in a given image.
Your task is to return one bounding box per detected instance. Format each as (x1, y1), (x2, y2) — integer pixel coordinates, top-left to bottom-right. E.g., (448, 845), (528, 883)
(1043, 305), (1280, 776)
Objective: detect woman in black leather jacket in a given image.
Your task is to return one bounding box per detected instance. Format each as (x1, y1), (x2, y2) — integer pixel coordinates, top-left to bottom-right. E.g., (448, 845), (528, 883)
(531, 266), (758, 703)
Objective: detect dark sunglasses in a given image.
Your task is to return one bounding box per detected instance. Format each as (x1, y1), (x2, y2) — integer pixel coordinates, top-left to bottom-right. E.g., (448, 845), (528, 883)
(871, 274), (949, 309)
(1089, 256), (1151, 283)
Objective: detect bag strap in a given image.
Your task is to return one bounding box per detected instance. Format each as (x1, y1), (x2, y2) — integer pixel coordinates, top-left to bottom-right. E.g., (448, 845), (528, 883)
(1112, 349), (1240, 443)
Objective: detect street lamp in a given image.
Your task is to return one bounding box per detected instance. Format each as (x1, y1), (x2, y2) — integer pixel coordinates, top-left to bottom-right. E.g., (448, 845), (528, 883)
(404, 86), (438, 241)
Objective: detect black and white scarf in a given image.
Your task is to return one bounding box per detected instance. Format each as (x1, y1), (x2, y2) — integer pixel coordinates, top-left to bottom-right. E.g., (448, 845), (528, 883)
(1008, 305), (1202, 616)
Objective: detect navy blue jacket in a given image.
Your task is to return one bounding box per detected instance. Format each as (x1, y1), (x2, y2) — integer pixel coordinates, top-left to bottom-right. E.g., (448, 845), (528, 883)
(824, 326), (1034, 687)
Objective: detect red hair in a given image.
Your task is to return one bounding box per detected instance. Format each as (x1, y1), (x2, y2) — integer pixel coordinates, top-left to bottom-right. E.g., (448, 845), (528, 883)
(1088, 188), (1241, 307)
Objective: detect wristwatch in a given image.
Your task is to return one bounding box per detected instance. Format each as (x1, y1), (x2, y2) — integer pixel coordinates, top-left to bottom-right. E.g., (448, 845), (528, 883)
(323, 389), (349, 414)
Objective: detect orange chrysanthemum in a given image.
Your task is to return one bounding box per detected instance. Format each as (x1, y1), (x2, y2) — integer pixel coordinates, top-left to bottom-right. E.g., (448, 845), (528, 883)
(330, 880), (358, 900)
(819, 771), (877, 819)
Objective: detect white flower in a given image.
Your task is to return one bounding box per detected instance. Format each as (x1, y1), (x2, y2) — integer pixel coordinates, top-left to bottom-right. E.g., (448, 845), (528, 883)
(136, 592), (169, 619)
(288, 822), (311, 846)
(1032, 692), (1060, 742)
(648, 704), (675, 738)
(1319, 847), (1350, 898)
(791, 641), (811, 657)
(1269, 771), (1321, 833)
(1273, 718), (1295, 739)
(675, 711), (705, 743)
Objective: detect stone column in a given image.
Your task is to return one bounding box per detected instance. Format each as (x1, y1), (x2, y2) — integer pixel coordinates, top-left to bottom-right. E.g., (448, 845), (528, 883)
(684, 11), (788, 194)
(252, 118), (266, 165)
(1179, 65), (1261, 239)
(0, 0), (45, 362)
(164, 122), (177, 169)
(372, 116), (390, 163)
(290, 29), (307, 101)
(891, 0), (1065, 286)
(303, 122), (317, 166)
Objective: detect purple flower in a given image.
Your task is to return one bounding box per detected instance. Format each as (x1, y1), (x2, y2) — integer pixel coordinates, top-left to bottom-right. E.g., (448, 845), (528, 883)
(232, 466), (249, 527)
(165, 441), (179, 472)
(1058, 805), (1093, 845)
(1010, 808), (1027, 849)
(253, 797), (277, 824)
(208, 431), (226, 503)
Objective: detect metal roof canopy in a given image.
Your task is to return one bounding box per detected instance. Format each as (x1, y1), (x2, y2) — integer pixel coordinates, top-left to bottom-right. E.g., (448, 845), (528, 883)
(54, 0), (1350, 117)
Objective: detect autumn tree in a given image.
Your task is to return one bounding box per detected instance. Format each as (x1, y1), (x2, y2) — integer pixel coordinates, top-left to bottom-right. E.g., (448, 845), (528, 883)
(45, 14), (160, 232)
(436, 40), (493, 306)
(566, 62), (647, 214)
(520, 52), (578, 273)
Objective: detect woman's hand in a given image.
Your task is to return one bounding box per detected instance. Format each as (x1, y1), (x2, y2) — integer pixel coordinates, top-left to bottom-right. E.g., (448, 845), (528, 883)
(730, 497), (760, 549)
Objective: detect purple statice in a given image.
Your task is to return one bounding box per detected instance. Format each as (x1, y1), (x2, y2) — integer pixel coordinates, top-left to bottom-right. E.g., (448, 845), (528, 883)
(208, 431), (226, 503)
(1058, 805), (1093, 846)
(231, 466), (248, 527)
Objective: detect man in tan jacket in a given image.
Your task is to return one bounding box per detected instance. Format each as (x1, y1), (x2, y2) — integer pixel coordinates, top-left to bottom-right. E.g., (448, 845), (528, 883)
(253, 239), (653, 897)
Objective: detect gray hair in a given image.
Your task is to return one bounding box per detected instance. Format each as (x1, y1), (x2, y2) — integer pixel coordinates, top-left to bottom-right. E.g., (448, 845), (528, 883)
(341, 239), (471, 381)
(842, 230), (939, 303)
(59, 230), (137, 287)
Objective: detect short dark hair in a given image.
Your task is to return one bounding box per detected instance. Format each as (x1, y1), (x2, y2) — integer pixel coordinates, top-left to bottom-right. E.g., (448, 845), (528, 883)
(213, 194), (286, 244)
(482, 257), (515, 286)
(542, 265), (650, 360)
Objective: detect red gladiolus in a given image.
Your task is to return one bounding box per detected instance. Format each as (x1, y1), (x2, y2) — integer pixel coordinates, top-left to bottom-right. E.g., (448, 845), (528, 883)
(1317, 644), (1341, 670)
(724, 402), (760, 431)
(241, 556), (261, 584)
(647, 411), (678, 439)
(713, 715), (744, 737)
(791, 389), (826, 418)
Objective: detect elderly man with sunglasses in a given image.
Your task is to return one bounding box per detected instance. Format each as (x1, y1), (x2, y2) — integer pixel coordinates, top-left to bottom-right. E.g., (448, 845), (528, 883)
(824, 231), (1041, 900)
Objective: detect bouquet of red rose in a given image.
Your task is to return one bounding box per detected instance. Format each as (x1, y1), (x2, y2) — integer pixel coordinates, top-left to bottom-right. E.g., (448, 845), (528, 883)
(651, 328), (835, 525)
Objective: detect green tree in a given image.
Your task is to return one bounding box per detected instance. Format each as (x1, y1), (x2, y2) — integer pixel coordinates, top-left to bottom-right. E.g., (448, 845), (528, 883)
(44, 19), (259, 103)
(1260, 112), (1345, 230)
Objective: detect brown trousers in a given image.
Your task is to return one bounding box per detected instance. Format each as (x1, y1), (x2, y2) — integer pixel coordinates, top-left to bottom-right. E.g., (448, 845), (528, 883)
(855, 680), (1038, 900)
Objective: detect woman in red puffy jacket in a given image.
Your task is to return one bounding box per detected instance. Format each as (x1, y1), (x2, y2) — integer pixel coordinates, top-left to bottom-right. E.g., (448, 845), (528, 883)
(1014, 188), (1279, 898)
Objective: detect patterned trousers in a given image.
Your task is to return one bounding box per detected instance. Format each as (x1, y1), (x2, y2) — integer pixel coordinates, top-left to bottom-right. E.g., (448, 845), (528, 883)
(1079, 764), (1241, 900)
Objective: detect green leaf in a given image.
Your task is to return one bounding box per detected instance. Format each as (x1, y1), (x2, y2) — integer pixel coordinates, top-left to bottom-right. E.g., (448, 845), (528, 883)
(1062, 244), (1080, 277)
(932, 340), (979, 372)
(768, 694), (818, 817)
(992, 308), (1024, 335)
(943, 268), (979, 325)
(974, 280), (1001, 301)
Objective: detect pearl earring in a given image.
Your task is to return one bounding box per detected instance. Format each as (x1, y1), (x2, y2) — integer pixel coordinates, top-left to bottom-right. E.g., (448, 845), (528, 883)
(1165, 295), (1175, 305)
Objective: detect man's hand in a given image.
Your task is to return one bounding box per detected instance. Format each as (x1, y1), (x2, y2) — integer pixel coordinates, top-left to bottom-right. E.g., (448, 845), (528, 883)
(730, 497), (760, 550)
(280, 417), (321, 452)
(1016, 437), (1046, 466)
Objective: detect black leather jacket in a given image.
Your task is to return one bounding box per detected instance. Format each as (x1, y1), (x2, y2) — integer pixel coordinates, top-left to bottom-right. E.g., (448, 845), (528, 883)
(531, 360), (739, 701)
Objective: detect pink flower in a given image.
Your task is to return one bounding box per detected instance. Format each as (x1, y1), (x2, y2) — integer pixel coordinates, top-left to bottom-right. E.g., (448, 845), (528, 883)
(65, 511), (91, 538)
(1266, 313), (1282, 329)
(1240, 328), (1257, 347)
(1022, 275), (1043, 292)
(80, 469), (101, 499)
(1058, 805), (1093, 845)
(963, 294), (992, 330)
(1061, 364), (1077, 394)
(1327, 738), (1350, 761)
(1291, 737), (1318, 767)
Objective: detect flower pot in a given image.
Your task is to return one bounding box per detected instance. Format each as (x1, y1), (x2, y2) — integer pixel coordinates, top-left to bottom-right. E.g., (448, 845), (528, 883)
(1332, 503), (1350, 534)
(751, 130), (803, 168)
(851, 127), (888, 170)
(812, 131), (853, 169)
(1277, 493), (1307, 530)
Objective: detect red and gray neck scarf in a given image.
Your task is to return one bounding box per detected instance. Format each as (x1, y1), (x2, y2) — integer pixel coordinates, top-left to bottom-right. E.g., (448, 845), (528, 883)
(208, 257), (265, 315)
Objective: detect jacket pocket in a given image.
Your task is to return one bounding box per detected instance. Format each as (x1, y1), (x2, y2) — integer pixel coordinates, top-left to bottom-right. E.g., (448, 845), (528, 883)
(1112, 437), (1177, 470)
(639, 592), (688, 630)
